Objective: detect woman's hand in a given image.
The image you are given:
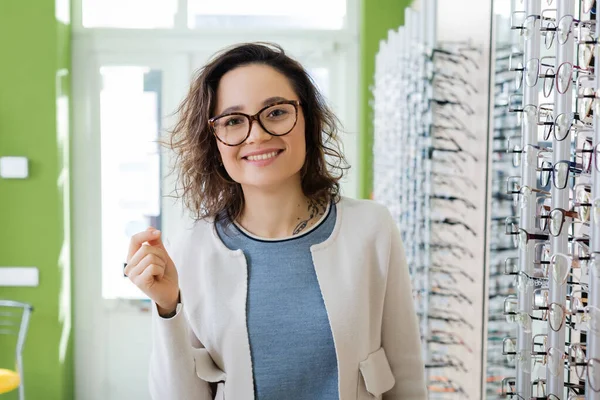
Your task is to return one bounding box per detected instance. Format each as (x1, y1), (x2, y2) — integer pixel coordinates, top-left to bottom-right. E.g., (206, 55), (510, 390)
(125, 227), (180, 315)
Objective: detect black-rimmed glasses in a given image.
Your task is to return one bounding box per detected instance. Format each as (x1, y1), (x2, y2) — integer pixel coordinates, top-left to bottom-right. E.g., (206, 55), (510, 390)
(208, 100), (301, 146)
(537, 160), (584, 189)
(576, 139), (600, 175)
(543, 111), (589, 141)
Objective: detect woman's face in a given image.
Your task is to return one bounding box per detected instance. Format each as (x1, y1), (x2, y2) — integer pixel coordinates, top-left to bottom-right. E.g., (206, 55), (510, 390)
(214, 63), (306, 191)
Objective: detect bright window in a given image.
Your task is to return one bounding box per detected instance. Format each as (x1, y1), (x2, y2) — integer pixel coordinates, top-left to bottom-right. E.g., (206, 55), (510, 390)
(81, 0), (346, 30)
(187, 0), (346, 29)
(82, 0), (177, 28)
(100, 66), (163, 299)
(308, 67), (330, 98)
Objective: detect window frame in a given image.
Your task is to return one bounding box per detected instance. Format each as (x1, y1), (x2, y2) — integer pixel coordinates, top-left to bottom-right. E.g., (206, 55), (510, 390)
(73, 0), (358, 34)
(72, 0), (360, 302)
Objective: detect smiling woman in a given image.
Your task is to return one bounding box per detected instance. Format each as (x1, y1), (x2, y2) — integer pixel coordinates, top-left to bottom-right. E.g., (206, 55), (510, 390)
(166, 43), (348, 226)
(125, 42), (426, 400)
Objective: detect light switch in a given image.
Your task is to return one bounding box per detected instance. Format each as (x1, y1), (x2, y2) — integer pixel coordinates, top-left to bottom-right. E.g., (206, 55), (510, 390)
(0, 157), (29, 179)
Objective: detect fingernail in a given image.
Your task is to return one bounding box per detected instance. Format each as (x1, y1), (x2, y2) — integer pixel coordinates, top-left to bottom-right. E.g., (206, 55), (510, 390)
(152, 230), (161, 236)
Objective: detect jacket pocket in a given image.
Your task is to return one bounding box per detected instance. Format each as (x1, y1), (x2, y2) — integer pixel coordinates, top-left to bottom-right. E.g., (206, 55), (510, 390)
(358, 347), (396, 398)
(192, 348), (227, 383)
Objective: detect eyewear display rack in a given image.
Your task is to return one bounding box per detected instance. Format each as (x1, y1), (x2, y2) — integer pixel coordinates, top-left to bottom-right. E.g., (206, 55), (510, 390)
(373, 0), (493, 398)
(502, 0), (598, 399)
(590, 5), (600, 400)
(487, 6), (521, 397)
(374, 0), (600, 398)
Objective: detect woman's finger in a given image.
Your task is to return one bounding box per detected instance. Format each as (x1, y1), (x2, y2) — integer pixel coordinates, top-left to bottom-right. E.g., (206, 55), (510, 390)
(135, 263), (165, 287)
(126, 253), (165, 279)
(127, 228), (161, 261)
(127, 244), (168, 271)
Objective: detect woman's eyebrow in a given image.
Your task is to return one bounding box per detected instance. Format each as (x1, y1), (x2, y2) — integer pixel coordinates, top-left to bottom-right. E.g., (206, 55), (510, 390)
(219, 96), (290, 116)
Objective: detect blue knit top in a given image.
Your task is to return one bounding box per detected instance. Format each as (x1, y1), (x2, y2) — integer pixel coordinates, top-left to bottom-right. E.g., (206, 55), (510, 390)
(215, 202), (338, 399)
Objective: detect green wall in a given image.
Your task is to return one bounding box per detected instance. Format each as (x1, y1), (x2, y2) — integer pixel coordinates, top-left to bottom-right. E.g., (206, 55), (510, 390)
(0, 1), (72, 399)
(359, 0), (412, 198)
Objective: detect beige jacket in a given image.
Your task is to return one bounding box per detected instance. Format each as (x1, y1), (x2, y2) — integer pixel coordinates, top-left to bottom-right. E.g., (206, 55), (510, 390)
(149, 197), (427, 400)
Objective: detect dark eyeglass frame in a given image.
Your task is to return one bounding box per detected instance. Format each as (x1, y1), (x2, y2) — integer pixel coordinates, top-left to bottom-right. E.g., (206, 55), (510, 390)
(568, 349), (600, 392)
(542, 111), (589, 142)
(537, 160), (584, 189)
(538, 205), (579, 236)
(208, 100), (301, 147)
(576, 137), (600, 174)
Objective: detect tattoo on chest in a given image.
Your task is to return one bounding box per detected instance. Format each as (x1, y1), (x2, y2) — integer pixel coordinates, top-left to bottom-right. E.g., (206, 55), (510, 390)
(293, 197), (328, 235)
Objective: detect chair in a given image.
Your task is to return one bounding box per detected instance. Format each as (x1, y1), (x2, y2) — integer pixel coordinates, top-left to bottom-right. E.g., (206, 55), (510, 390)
(0, 301), (33, 400)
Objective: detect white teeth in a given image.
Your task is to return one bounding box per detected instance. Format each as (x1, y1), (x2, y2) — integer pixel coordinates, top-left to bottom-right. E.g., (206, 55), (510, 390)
(247, 151), (279, 161)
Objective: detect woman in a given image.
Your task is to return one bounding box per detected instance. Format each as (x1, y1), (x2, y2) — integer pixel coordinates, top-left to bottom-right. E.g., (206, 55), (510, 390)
(125, 43), (426, 400)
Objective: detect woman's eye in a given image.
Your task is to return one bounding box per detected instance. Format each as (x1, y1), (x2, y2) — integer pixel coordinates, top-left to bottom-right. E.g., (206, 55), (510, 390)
(225, 117), (244, 126)
(268, 108), (288, 118)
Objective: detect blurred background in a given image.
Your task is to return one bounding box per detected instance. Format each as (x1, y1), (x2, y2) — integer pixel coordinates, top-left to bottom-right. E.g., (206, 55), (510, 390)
(2, 0), (599, 399)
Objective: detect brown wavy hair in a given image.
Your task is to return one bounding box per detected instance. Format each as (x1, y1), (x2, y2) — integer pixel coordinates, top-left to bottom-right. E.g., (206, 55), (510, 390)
(164, 42), (349, 223)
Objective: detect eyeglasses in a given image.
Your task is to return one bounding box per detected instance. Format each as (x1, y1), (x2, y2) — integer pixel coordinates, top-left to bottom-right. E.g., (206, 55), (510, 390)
(576, 87), (599, 124)
(500, 377), (581, 399)
(428, 98), (475, 115)
(570, 184), (592, 225)
(531, 378), (585, 399)
(502, 337), (531, 372)
(504, 257), (549, 276)
(423, 284), (473, 304)
(514, 57), (555, 90)
(430, 217), (477, 236)
(506, 176), (551, 207)
(428, 376), (467, 396)
(549, 253), (590, 284)
(568, 343), (600, 392)
(575, 142), (600, 181)
(543, 112), (589, 142)
(514, 271), (549, 293)
(430, 193), (477, 210)
(426, 330), (473, 352)
(537, 160), (584, 189)
(427, 70), (479, 98)
(430, 136), (479, 162)
(508, 142), (552, 169)
(504, 296), (545, 333)
(556, 61), (594, 94)
(540, 10), (558, 50)
(555, 14), (596, 45)
(538, 206), (580, 236)
(420, 307), (475, 330)
(432, 172), (478, 190)
(208, 100), (301, 146)
(417, 263), (475, 283)
(577, 33), (596, 69)
(425, 353), (469, 373)
(505, 226), (549, 249)
(546, 346), (570, 377)
(425, 45), (480, 71)
(511, 13), (555, 42)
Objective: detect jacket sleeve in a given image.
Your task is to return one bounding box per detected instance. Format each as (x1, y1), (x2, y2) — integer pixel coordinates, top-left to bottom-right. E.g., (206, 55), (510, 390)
(382, 213), (428, 399)
(149, 301), (213, 400)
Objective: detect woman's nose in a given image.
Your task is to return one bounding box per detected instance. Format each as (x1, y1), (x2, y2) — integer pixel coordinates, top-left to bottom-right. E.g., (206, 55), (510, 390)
(246, 118), (271, 144)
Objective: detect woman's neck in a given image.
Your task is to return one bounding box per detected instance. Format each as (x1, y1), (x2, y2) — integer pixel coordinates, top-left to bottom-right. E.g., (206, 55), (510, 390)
(238, 180), (328, 239)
